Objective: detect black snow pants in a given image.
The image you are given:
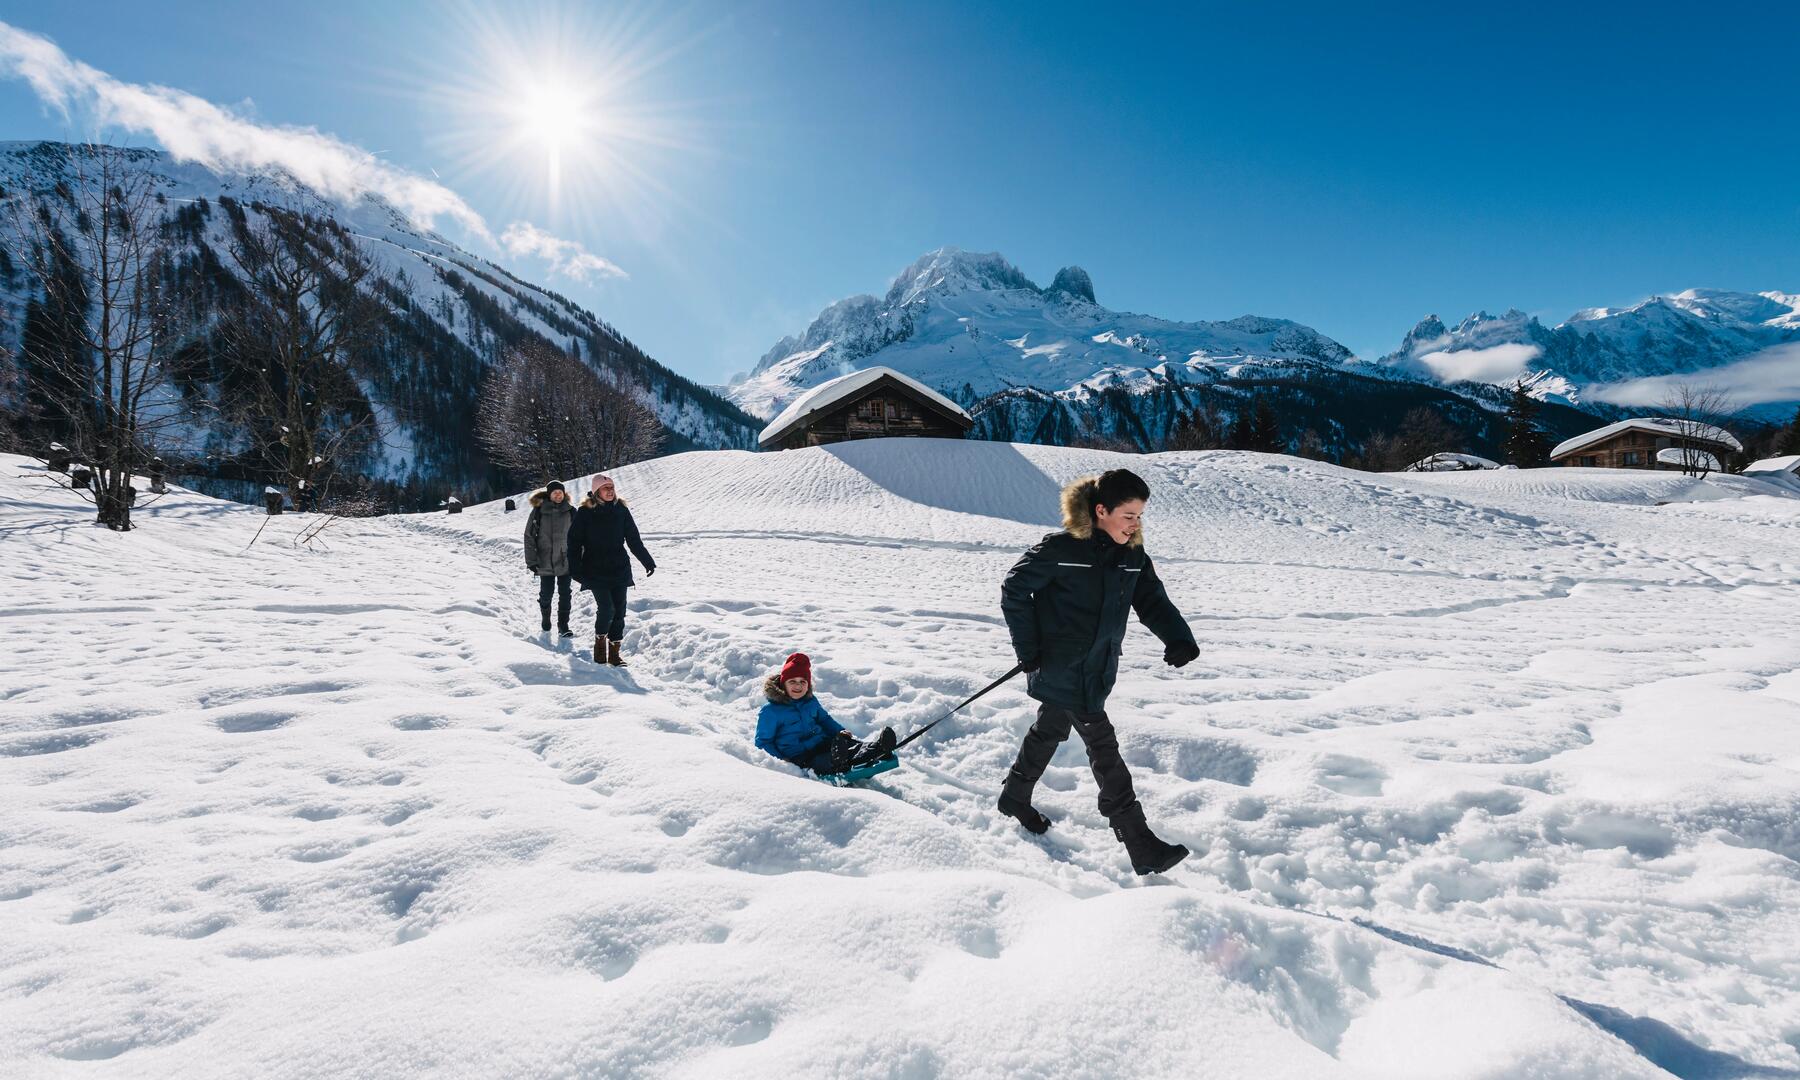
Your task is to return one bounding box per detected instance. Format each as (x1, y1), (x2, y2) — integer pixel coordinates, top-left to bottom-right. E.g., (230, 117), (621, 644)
(538, 574), (572, 626)
(592, 582), (629, 639)
(1003, 704), (1141, 822)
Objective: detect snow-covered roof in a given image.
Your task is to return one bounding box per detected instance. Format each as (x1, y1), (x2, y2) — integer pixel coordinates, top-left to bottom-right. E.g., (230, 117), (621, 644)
(1550, 417), (1743, 460)
(1406, 452), (1500, 472)
(1745, 455), (1800, 476)
(757, 366), (971, 449)
(1656, 447), (1721, 471)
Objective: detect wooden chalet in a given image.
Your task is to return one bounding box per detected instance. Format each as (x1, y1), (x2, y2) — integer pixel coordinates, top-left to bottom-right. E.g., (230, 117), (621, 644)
(1549, 417), (1741, 471)
(757, 367), (974, 451)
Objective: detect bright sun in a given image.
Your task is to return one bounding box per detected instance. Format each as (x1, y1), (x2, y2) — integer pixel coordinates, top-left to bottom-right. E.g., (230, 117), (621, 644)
(516, 78), (588, 152)
(423, 4), (699, 226)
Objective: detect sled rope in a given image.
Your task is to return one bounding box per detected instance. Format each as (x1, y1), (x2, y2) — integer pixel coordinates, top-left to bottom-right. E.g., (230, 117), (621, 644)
(892, 662), (1026, 752)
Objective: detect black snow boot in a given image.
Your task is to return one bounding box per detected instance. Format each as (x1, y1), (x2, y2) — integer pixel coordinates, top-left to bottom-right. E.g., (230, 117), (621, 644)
(850, 726), (898, 767)
(997, 793), (1051, 835)
(825, 728), (896, 773)
(1110, 806), (1188, 876)
(540, 607), (552, 632)
(828, 732), (858, 774)
(558, 622), (573, 638)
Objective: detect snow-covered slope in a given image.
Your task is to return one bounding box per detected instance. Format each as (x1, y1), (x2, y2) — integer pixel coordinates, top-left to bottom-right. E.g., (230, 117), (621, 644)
(1383, 290), (1800, 410)
(0, 141), (760, 500)
(4, 444), (1799, 1077)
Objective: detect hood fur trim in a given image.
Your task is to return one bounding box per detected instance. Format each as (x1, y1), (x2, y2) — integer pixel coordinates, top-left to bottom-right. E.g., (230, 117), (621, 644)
(763, 673), (812, 704)
(529, 490), (572, 510)
(1060, 476), (1145, 548)
(579, 494), (629, 510)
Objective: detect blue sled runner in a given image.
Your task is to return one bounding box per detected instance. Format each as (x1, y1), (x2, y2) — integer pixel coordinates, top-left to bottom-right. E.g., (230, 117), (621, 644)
(818, 754), (900, 786)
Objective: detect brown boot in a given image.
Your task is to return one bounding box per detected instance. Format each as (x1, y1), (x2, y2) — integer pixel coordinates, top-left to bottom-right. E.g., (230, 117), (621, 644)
(607, 637), (627, 667)
(593, 635), (607, 664)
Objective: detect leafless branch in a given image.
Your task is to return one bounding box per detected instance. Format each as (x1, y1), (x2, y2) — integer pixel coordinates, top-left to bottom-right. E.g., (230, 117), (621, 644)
(3, 143), (200, 529)
(474, 340), (663, 486)
(1656, 384), (1737, 476)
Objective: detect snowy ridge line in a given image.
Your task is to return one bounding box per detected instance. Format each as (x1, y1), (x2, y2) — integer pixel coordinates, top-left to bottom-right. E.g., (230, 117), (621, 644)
(647, 528), (1799, 591)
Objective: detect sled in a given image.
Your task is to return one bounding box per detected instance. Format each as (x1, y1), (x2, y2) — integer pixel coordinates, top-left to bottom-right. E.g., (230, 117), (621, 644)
(817, 754), (899, 786)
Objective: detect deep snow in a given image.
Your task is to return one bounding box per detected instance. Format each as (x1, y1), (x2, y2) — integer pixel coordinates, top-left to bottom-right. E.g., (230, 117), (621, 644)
(3, 443), (1799, 1079)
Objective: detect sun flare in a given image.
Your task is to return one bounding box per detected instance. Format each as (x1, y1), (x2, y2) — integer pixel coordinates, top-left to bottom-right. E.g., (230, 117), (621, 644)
(514, 77), (590, 153)
(416, 3), (705, 237)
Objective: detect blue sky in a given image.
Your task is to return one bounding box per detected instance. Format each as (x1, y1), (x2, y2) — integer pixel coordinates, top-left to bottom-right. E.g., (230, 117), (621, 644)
(1, 1), (1795, 386)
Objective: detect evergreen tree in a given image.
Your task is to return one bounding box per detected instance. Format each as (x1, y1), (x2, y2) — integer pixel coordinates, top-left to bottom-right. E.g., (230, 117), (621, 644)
(1245, 394), (1282, 453)
(1503, 380), (1551, 467)
(1777, 405), (1800, 457)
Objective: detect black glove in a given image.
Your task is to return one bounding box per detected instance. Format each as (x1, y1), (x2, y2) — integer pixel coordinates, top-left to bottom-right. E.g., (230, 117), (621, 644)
(1018, 656), (1041, 674)
(644, 566), (656, 577)
(526, 566), (538, 575)
(1163, 641), (1200, 669)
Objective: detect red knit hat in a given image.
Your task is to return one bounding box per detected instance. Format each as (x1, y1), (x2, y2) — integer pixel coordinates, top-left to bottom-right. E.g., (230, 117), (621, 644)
(778, 652), (811, 685)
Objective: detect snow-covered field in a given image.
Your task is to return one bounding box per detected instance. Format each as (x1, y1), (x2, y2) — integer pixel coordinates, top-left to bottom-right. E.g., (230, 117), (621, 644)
(3, 442), (1799, 1079)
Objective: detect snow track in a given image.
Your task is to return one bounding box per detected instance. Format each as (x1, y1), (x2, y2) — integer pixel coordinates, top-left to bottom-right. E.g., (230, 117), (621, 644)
(3, 444), (1799, 1078)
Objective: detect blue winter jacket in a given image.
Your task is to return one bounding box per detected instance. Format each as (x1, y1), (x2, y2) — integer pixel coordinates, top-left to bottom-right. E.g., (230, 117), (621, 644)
(755, 675), (845, 762)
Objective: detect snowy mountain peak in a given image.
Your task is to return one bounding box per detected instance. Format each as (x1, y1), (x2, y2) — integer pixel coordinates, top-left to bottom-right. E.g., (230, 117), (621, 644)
(885, 247), (1039, 308)
(728, 246), (1363, 428)
(1384, 284), (1800, 410)
(1047, 265), (1097, 304)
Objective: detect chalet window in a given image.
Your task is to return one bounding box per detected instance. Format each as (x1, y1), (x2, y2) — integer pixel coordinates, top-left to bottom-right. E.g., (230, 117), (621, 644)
(887, 402), (899, 420)
(1622, 451), (1642, 465)
(1580, 455), (1599, 467)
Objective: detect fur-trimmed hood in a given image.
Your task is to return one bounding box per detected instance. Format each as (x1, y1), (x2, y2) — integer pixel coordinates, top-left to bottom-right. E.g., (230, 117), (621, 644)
(1060, 476), (1145, 548)
(763, 673), (813, 705)
(579, 493), (630, 509)
(528, 489), (574, 510)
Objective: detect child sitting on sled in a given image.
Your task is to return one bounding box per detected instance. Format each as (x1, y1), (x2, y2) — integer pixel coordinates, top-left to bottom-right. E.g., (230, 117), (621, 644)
(756, 652), (897, 775)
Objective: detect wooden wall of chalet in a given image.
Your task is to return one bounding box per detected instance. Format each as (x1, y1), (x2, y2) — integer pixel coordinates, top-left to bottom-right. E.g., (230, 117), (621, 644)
(776, 386), (969, 449)
(1553, 428), (1732, 470)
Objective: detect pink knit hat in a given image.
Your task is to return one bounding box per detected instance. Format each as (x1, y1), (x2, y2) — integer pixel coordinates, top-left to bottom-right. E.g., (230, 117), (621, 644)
(591, 474), (614, 492)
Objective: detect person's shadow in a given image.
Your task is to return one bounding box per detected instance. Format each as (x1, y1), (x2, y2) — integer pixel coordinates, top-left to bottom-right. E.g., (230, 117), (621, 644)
(822, 438), (1063, 528)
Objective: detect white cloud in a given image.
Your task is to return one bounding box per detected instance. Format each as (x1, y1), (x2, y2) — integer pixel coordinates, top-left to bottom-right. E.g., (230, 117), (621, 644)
(0, 19), (629, 286)
(1413, 343), (1541, 384)
(1587, 344), (1800, 408)
(499, 222), (627, 282)
(0, 20), (492, 238)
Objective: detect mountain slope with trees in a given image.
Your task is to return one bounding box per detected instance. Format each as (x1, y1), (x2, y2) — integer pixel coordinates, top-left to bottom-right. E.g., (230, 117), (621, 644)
(0, 141), (760, 512)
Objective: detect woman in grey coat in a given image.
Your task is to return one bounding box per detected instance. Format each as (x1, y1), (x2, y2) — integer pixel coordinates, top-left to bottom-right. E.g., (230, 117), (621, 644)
(524, 480), (576, 635)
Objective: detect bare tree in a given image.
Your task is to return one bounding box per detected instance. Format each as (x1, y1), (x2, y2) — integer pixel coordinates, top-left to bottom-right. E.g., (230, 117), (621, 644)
(475, 341), (664, 485)
(1657, 383), (1736, 476)
(218, 211), (387, 507)
(1347, 407), (1461, 472)
(5, 145), (196, 529)
(1393, 406), (1462, 470)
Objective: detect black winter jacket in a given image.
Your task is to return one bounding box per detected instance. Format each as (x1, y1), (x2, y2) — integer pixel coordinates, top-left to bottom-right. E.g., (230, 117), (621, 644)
(1001, 529), (1195, 713)
(568, 497), (655, 590)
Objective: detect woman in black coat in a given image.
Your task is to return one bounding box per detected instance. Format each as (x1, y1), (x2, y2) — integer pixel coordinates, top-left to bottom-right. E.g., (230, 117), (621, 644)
(568, 473), (656, 666)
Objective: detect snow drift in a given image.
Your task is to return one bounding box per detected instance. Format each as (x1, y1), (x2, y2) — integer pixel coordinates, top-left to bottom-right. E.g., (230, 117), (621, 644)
(3, 442), (1798, 1078)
